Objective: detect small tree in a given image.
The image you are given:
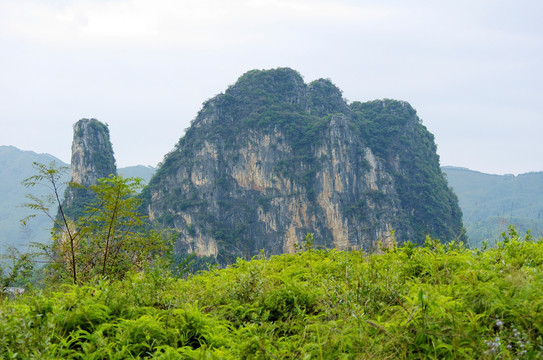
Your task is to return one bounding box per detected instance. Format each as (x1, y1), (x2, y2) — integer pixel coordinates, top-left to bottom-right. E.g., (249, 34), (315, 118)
(23, 162), (169, 284)
(22, 161), (78, 283)
(75, 175), (168, 281)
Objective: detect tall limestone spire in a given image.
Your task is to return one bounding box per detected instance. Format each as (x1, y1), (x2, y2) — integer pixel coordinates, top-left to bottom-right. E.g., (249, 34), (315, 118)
(62, 118), (117, 219)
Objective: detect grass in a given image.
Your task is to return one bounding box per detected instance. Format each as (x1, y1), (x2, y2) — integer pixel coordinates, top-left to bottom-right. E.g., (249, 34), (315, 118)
(1, 229), (542, 359)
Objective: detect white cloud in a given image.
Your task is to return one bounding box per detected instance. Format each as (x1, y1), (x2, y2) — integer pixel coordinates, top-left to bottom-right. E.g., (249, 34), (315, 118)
(0, 0), (397, 48)
(246, 0), (394, 22)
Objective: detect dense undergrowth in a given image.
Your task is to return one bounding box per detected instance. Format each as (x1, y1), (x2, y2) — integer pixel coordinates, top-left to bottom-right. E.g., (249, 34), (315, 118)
(1, 229), (542, 359)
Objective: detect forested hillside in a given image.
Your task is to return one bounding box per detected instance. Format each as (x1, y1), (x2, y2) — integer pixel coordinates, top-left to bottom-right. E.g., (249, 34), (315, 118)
(443, 166), (543, 247)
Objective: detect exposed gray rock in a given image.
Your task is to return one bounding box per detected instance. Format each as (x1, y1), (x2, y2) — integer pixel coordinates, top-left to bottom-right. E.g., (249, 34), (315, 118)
(143, 68), (464, 263)
(62, 119), (116, 218)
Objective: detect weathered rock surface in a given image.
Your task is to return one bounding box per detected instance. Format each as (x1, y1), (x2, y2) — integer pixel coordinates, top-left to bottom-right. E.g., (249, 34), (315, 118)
(142, 68), (464, 263)
(62, 119), (116, 218)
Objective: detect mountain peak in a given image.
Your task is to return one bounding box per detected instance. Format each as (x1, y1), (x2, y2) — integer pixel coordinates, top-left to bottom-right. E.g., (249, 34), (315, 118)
(143, 69), (465, 263)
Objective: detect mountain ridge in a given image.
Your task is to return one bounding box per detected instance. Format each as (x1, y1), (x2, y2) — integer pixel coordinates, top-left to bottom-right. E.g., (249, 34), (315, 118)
(442, 166), (543, 245)
(142, 68), (464, 262)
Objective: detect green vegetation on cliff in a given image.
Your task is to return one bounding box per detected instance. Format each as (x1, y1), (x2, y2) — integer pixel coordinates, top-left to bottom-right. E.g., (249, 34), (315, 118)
(144, 68), (464, 261)
(350, 100), (464, 243)
(1, 230), (542, 358)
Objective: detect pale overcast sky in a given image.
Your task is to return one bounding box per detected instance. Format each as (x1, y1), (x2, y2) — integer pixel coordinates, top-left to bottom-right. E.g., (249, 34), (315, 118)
(1, 0), (542, 175)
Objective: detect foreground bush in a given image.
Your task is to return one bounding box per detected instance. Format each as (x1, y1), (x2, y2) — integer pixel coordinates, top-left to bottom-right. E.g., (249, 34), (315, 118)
(1, 231), (542, 359)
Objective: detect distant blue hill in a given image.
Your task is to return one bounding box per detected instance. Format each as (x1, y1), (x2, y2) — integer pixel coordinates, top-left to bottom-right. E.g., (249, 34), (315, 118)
(0, 145), (155, 253)
(442, 166), (543, 247)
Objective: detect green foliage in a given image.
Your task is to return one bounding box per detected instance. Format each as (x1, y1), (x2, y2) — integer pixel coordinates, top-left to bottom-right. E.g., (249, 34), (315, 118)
(21, 161), (71, 228)
(0, 248), (34, 298)
(22, 162), (170, 284)
(308, 78), (346, 116)
(351, 100), (465, 243)
(67, 176), (168, 283)
(22, 161), (80, 283)
(1, 229), (542, 358)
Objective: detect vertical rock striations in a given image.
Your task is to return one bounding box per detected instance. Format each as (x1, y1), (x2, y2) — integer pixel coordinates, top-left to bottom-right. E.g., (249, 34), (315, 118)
(62, 118), (117, 219)
(142, 68), (465, 263)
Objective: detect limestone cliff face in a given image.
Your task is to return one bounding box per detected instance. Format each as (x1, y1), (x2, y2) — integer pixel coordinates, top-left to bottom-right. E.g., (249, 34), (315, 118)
(70, 119), (116, 186)
(143, 68), (464, 262)
(62, 119), (117, 218)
